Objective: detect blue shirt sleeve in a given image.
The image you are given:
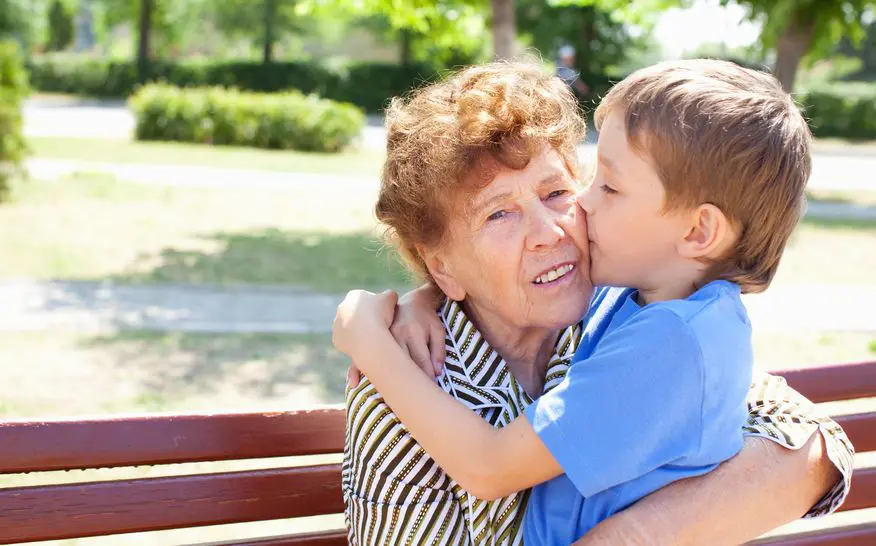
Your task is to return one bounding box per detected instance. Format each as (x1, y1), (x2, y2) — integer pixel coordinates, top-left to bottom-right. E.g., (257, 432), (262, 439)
(525, 307), (706, 498)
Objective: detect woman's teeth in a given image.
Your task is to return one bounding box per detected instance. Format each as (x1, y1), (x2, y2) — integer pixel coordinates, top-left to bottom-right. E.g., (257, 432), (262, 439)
(534, 264), (575, 284)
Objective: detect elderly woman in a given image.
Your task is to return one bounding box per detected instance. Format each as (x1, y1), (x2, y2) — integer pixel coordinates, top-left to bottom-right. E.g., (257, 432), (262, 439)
(341, 63), (852, 546)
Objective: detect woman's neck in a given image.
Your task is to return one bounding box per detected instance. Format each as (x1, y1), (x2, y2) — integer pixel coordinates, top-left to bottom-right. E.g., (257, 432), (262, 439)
(461, 300), (560, 398)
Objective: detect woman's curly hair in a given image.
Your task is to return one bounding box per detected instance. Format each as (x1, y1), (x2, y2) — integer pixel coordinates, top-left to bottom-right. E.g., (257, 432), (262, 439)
(376, 62), (587, 281)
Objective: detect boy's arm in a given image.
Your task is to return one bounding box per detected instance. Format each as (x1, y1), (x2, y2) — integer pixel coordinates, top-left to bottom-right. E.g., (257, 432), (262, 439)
(345, 324), (564, 500)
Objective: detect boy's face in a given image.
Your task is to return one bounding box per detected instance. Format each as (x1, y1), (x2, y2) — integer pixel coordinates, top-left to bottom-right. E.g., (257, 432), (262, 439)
(577, 111), (692, 290)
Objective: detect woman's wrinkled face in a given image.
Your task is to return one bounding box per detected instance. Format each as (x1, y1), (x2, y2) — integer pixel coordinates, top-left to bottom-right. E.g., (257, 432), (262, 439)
(425, 144), (593, 331)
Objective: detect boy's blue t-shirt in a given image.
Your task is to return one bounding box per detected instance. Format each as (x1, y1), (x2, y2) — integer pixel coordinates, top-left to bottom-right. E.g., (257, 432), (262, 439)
(523, 280), (753, 545)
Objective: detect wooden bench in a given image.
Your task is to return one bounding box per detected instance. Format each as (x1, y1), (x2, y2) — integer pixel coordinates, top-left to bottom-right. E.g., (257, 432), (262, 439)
(1, 361), (874, 546)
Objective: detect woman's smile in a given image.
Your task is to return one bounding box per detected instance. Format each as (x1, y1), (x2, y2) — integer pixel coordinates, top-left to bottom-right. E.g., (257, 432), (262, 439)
(532, 262), (577, 286)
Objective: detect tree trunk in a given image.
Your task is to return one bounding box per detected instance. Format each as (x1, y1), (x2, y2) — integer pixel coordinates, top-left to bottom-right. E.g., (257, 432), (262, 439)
(263, 0), (276, 64)
(773, 10), (817, 93)
(137, 0), (153, 83)
(400, 28), (413, 66)
(578, 7), (595, 75)
(491, 0), (515, 60)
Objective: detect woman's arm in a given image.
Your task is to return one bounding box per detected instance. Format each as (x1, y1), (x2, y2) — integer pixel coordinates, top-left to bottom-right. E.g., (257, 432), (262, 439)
(575, 434), (838, 545)
(575, 372), (854, 545)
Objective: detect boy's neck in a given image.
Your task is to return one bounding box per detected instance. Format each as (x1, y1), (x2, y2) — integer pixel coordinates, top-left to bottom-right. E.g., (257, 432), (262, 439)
(635, 266), (708, 305)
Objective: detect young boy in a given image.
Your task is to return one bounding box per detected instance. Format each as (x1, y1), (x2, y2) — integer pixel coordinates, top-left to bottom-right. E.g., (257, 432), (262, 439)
(333, 59), (811, 544)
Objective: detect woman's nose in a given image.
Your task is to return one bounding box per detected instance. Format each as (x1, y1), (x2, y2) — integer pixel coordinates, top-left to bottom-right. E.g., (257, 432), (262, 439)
(525, 208), (565, 250)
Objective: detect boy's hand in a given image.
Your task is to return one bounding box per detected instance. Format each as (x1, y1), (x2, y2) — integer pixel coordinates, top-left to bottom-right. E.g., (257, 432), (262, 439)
(333, 289), (398, 364)
(391, 285), (446, 378)
(346, 285), (446, 388)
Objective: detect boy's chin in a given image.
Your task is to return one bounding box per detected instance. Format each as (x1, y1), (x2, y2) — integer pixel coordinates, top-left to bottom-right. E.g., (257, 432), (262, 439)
(589, 267), (612, 287)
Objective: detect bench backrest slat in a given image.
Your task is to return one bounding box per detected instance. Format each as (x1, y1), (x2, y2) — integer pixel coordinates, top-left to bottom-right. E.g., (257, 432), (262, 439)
(0, 408), (345, 474)
(837, 466), (876, 514)
(778, 361), (876, 404)
(0, 465), (342, 544)
(0, 363), (871, 475)
(192, 530), (348, 546)
(751, 521), (876, 546)
(835, 412), (876, 453)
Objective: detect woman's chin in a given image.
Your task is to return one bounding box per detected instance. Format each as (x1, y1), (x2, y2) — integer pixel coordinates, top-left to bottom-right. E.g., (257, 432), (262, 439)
(526, 276), (593, 325)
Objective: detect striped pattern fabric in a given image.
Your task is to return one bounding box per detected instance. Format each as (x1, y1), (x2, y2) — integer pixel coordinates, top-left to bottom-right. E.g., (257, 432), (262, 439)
(342, 299), (581, 546)
(342, 299), (853, 545)
(744, 371), (854, 517)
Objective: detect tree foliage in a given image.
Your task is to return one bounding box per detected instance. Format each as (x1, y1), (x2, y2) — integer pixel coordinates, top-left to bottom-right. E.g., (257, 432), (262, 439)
(519, 0), (642, 82)
(328, 0), (489, 65)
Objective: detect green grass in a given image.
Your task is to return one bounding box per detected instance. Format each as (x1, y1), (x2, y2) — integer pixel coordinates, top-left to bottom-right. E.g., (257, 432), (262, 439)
(28, 136), (386, 176)
(812, 137), (876, 153)
(1, 174), (873, 290)
(807, 189), (876, 207)
(0, 174), (412, 292)
(753, 331), (876, 371)
(0, 330), (349, 419)
(773, 216), (876, 285)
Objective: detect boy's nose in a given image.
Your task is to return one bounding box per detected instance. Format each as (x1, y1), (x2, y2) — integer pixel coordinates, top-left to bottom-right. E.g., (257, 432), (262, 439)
(576, 188), (594, 214)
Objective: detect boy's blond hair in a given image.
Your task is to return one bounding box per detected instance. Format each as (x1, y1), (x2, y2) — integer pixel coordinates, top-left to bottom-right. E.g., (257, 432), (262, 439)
(595, 59), (810, 294)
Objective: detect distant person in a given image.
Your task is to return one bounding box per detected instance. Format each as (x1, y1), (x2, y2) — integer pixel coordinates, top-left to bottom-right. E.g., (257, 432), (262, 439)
(556, 45), (590, 98)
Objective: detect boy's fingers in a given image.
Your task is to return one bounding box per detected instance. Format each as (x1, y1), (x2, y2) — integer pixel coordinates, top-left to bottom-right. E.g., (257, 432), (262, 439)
(406, 339), (436, 378)
(346, 364), (361, 388)
(429, 323), (446, 375)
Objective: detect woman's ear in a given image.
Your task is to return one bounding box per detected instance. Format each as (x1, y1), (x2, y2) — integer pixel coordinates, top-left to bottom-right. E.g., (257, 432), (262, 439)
(418, 244), (466, 301)
(679, 203), (734, 259)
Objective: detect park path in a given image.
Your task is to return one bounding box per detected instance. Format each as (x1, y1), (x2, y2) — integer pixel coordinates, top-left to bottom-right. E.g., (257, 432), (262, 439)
(1, 279), (875, 335)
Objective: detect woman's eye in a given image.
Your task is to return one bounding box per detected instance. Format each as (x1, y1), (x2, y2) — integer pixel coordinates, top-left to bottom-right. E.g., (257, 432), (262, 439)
(547, 189), (569, 199)
(487, 210), (507, 221)
(600, 184), (617, 195)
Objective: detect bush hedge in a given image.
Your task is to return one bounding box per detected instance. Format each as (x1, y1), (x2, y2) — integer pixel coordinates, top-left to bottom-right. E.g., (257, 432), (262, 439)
(799, 82), (876, 140)
(26, 56), (441, 113)
(0, 40), (29, 200)
(129, 84), (365, 152)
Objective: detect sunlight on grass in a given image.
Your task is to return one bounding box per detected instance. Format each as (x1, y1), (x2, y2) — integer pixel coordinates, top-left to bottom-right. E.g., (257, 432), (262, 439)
(29, 136), (386, 177)
(0, 331), (348, 419)
(774, 217), (876, 286)
(753, 331), (876, 371)
(0, 174), (411, 291)
(1, 174), (872, 290)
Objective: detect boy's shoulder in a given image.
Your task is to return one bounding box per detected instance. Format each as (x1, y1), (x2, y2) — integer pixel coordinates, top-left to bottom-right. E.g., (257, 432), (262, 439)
(647, 280), (748, 330)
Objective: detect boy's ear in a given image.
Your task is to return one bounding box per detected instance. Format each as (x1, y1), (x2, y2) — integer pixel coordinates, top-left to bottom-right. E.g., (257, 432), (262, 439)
(418, 244), (466, 302)
(678, 204), (734, 259)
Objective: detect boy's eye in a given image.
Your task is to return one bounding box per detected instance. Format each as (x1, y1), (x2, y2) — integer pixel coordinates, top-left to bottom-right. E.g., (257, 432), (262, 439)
(487, 210), (507, 221)
(547, 189), (569, 199)
(600, 184), (617, 195)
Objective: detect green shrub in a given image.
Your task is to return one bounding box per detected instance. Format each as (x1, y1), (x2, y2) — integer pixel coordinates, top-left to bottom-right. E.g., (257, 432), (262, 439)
(129, 84), (365, 153)
(0, 40), (29, 200)
(26, 56), (440, 113)
(799, 82), (876, 140)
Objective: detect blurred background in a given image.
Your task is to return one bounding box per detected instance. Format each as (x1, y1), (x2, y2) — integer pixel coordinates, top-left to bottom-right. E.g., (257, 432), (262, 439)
(0, 0), (875, 543)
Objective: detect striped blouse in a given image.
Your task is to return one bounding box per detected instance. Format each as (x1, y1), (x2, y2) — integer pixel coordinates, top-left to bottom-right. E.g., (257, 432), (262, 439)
(342, 299), (853, 546)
